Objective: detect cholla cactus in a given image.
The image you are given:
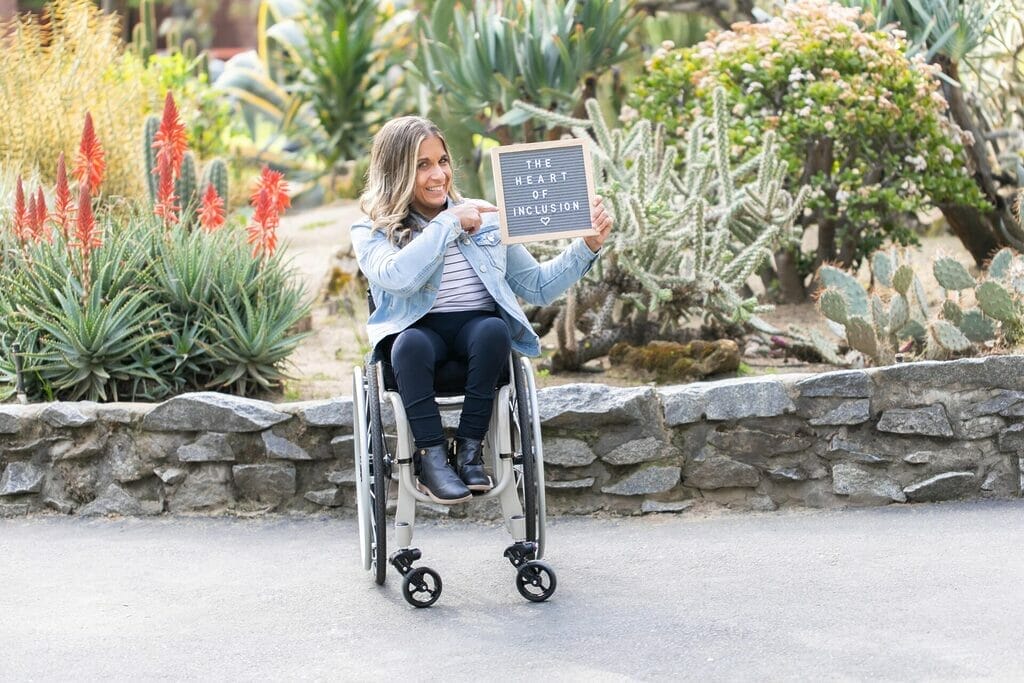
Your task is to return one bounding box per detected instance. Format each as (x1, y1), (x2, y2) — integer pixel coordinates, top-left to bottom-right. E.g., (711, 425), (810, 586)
(512, 88), (809, 370)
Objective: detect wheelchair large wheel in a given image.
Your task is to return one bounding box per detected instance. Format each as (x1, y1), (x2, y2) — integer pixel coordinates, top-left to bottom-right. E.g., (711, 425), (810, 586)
(354, 362), (388, 585)
(352, 365), (372, 572)
(366, 363), (389, 585)
(512, 354), (546, 557)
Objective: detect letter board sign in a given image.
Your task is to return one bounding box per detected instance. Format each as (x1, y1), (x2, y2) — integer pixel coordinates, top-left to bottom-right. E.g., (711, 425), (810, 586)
(490, 138), (597, 244)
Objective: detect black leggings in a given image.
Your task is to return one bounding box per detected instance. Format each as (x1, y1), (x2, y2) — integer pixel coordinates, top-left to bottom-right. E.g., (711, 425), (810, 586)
(387, 310), (512, 448)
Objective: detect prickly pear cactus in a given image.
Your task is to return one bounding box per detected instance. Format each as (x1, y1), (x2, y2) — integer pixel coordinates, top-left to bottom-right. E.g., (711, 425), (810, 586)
(810, 241), (1024, 366)
(817, 288), (848, 325)
(933, 257), (975, 291)
(987, 248), (1013, 280)
(819, 266), (867, 316)
(941, 299), (963, 326)
(929, 320), (971, 353)
(976, 281), (1016, 323)
(959, 309), (996, 342)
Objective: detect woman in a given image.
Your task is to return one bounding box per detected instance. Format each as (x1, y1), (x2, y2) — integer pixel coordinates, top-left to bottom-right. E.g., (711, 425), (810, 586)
(351, 116), (612, 505)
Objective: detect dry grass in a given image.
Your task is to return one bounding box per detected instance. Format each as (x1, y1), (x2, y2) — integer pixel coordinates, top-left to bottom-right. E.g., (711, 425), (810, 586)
(0, 0), (158, 199)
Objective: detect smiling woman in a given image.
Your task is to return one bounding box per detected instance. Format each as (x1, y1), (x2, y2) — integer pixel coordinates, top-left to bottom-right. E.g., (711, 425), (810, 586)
(349, 115), (613, 504)
(410, 137), (452, 219)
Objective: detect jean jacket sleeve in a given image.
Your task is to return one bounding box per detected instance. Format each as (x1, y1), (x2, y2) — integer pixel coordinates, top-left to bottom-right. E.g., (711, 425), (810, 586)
(504, 237), (600, 306)
(350, 212), (463, 297)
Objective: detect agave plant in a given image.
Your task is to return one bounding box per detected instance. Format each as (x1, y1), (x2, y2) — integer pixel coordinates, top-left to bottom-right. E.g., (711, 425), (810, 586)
(214, 0), (413, 178)
(413, 0), (637, 133)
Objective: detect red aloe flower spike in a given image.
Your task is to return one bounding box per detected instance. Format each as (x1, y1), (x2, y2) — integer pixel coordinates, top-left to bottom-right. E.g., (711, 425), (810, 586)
(54, 153), (74, 239)
(153, 92), (189, 179)
(198, 183), (226, 232)
(26, 192), (38, 242)
(251, 166), (291, 214)
(246, 187), (279, 258)
(12, 177), (28, 242)
(33, 187), (49, 242)
(73, 112), (106, 193)
(153, 153), (179, 226)
(72, 185), (101, 255)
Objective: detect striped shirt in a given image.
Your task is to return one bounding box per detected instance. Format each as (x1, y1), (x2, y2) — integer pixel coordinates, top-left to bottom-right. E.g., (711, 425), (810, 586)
(430, 241), (496, 313)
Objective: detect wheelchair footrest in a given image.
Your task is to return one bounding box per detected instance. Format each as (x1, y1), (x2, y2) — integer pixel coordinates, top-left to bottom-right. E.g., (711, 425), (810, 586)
(503, 541), (538, 568)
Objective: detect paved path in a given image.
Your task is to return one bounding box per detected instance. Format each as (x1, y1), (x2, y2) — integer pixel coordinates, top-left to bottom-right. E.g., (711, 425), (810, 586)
(276, 200), (362, 302)
(4, 501), (1021, 680)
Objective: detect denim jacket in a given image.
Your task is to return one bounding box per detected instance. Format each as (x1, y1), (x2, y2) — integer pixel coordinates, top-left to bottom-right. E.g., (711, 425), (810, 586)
(350, 202), (600, 357)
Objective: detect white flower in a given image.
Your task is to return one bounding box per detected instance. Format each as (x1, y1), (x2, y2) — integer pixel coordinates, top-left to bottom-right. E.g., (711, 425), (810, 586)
(904, 154), (927, 172)
(619, 105), (639, 124)
(741, 63), (756, 73)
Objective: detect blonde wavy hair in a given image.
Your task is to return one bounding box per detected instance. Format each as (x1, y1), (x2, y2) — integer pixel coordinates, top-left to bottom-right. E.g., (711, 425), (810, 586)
(359, 116), (463, 247)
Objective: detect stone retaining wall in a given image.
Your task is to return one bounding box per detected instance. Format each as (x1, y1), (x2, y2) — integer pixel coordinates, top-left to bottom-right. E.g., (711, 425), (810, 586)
(2, 356), (1023, 518)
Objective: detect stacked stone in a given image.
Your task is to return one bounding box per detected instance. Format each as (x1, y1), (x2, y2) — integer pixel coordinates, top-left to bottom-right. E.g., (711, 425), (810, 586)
(0, 393), (358, 517)
(1, 357), (1022, 517)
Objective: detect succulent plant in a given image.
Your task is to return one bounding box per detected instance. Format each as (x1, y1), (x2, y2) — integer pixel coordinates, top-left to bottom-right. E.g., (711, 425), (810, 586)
(143, 115), (228, 228)
(513, 87), (808, 370)
(812, 245), (1021, 365)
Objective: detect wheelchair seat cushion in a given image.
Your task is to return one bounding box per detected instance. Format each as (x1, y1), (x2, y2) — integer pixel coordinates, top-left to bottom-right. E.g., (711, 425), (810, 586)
(378, 359), (510, 396)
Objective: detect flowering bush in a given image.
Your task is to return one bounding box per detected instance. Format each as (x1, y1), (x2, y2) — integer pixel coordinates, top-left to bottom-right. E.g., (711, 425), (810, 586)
(630, 0), (988, 300)
(0, 100), (309, 402)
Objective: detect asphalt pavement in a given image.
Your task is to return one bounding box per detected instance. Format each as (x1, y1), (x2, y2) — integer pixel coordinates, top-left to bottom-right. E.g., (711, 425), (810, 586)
(2, 501), (1022, 681)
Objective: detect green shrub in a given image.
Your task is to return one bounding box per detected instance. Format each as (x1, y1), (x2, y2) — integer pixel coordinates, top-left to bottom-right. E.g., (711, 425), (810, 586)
(630, 0), (988, 301)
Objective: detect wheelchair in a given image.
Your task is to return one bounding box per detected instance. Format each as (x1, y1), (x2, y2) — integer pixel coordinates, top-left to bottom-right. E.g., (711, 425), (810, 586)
(351, 349), (556, 608)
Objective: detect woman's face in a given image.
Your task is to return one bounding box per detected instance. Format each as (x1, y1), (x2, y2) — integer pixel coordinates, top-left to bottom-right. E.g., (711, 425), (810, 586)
(410, 135), (452, 219)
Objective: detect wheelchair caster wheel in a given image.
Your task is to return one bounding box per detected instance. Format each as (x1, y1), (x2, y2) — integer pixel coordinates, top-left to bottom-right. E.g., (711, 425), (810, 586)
(515, 560), (556, 602)
(402, 567), (442, 608)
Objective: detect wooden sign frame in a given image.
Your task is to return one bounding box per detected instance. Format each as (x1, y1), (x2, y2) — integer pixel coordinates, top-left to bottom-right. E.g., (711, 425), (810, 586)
(490, 138), (598, 244)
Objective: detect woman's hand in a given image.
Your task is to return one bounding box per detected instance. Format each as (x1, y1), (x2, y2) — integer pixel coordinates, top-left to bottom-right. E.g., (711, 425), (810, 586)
(448, 199), (498, 235)
(583, 195), (613, 253)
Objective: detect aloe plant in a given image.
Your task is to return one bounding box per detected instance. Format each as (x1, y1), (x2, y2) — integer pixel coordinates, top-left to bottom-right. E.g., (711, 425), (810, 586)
(201, 275), (311, 395)
(0, 222), (165, 401)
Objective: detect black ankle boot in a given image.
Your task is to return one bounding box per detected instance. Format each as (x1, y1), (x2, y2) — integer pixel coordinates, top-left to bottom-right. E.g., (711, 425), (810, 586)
(451, 437), (493, 492)
(415, 444), (472, 504)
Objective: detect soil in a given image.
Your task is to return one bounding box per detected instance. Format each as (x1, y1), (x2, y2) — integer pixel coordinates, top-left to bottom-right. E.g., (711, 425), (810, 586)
(276, 201), (976, 401)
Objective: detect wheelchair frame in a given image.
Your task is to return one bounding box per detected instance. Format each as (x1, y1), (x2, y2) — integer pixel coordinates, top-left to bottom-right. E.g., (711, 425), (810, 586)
(351, 352), (556, 607)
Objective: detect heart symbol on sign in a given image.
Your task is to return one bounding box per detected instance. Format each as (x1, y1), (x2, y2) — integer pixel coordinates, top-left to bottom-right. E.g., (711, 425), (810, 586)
(540, 216), (551, 226)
